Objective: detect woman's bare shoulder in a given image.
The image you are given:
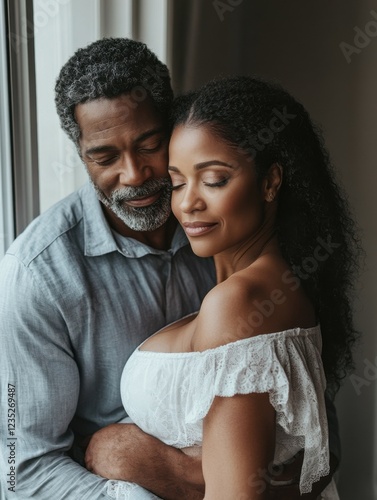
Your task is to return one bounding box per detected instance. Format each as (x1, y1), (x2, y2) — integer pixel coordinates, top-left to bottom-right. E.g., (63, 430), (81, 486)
(192, 269), (273, 351)
(192, 257), (315, 352)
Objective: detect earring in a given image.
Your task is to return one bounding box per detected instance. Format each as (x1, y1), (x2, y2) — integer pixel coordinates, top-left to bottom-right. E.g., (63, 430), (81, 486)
(268, 192), (274, 202)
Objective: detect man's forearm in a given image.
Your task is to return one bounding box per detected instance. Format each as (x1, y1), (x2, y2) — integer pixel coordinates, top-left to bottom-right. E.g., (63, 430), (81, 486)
(85, 423), (205, 499)
(141, 445), (204, 500)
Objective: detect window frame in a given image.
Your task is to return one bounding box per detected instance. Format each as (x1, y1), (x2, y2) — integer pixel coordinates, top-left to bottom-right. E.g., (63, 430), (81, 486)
(6, 0), (40, 237)
(0, 1), (14, 257)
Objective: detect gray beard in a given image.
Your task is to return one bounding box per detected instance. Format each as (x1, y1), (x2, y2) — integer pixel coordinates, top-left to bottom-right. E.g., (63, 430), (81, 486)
(91, 177), (172, 232)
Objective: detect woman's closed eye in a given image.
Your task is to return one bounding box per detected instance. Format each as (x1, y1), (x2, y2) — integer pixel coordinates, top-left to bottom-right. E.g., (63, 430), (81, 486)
(203, 178), (229, 187)
(171, 177), (229, 191)
(171, 183), (185, 191)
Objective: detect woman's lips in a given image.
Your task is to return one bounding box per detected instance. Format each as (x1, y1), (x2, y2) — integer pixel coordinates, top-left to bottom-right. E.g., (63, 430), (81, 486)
(124, 190), (161, 208)
(182, 222), (218, 236)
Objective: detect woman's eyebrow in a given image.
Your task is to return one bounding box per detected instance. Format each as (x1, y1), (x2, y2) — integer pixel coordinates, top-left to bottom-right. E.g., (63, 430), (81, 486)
(194, 160), (234, 170)
(168, 160), (235, 172)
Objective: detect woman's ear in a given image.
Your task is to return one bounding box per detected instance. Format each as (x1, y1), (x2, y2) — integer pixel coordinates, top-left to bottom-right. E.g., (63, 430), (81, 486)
(263, 163), (283, 202)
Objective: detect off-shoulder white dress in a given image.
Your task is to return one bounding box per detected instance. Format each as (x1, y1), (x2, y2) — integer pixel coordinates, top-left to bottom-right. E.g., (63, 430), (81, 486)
(106, 322), (339, 499)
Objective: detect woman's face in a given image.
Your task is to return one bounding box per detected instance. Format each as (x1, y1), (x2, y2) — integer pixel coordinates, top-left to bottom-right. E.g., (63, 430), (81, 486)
(168, 125), (267, 258)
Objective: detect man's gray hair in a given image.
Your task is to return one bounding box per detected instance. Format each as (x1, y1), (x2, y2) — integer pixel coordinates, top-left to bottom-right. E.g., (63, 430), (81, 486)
(55, 37), (173, 147)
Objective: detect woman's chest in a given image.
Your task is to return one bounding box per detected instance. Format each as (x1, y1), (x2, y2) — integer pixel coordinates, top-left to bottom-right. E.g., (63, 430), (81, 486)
(140, 313), (199, 353)
(120, 353), (205, 447)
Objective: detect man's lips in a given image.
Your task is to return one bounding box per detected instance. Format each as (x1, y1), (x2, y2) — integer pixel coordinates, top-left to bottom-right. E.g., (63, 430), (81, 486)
(123, 190), (161, 208)
(182, 221), (218, 236)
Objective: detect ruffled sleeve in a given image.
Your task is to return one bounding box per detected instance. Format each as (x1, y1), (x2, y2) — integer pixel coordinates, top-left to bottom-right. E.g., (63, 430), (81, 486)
(184, 327), (330, 494)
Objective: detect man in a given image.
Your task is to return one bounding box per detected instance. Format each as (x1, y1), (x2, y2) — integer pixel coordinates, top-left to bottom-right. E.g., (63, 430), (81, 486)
(0, 38), (338, 499)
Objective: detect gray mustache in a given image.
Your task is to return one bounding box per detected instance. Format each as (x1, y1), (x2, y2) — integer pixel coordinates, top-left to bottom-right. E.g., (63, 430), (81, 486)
(111, 178), (172, 203)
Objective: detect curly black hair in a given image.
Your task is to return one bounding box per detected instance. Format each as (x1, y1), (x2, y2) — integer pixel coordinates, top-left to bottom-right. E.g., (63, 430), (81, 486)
(55, 37), (173, 147)
(172, 76), (361, 395)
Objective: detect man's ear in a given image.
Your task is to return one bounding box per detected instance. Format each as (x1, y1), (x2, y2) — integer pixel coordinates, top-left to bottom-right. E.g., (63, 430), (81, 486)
(263, 163), (283, 202)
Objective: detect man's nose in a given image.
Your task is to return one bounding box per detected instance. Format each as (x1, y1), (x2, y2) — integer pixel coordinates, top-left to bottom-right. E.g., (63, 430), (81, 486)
(118, 154), (151, 186)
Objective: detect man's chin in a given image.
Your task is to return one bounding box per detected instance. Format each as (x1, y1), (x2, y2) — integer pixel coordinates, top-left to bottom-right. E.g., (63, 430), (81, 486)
(93, 183), (172, 232)
(111, 206), (170, 232)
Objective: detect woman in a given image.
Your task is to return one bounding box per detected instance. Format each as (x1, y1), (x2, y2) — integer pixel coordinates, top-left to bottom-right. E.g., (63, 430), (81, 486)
(105, 76), (359, 499)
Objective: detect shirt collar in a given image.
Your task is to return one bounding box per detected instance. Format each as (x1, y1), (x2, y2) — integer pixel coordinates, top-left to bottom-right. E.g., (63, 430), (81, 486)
(80, 182), (189, 258)
(80, 183), (119, 256)
(111, 223), (188, 258)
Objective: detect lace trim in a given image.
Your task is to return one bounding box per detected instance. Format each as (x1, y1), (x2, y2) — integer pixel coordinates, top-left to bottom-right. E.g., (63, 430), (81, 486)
(106, 480), (161, 499)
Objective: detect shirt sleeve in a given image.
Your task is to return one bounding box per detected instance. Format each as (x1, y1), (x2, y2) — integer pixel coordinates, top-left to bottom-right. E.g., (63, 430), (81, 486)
(0, 254), (110, 499)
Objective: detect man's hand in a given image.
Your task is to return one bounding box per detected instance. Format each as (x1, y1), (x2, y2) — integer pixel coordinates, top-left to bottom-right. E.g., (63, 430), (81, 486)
(85, 423), (204, 500)
(267, 451), (339, 499)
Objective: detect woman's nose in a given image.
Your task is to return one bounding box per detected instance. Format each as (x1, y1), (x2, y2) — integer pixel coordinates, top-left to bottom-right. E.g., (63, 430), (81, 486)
(179, 185), (206, 213)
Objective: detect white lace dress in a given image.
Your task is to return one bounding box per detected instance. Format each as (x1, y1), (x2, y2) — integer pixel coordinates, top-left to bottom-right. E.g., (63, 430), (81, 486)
(106, 325), (339, 499)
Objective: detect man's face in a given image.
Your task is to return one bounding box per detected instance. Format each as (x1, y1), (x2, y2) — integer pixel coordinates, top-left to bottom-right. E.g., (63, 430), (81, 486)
(75, 95), (171, 233)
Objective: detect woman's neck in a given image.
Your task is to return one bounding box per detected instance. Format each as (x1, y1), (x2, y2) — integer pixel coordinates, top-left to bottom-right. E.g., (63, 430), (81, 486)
(214, 210), (279, 283)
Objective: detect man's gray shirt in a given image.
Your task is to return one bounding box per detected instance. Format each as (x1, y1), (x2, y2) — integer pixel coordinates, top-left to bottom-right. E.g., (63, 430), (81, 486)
(0, 183), (215, 499)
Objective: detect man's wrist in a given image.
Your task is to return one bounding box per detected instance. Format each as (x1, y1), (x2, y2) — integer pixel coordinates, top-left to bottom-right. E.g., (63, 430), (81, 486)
(169, 448), (204, 493)
(136, 441), (204, 499)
